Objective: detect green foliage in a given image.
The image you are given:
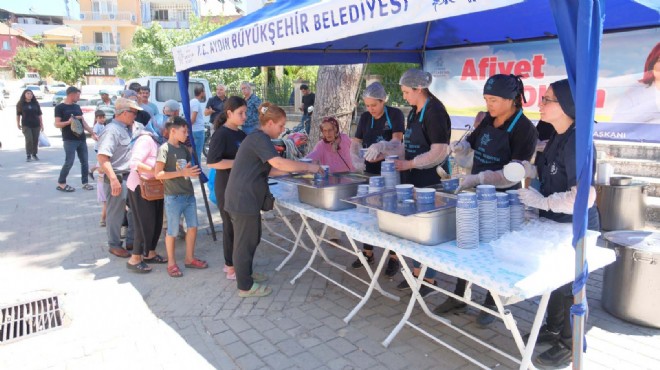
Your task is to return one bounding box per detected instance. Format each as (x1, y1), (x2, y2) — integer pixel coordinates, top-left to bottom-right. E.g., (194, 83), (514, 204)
(361, 62), (420, 107)
(10, 45), (99, 85)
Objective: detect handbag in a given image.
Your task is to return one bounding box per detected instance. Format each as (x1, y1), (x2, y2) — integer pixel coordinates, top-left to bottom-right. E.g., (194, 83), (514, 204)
(261, 190), (275, 211)
(70, 117), (84, 137)
(139, 176), (164, 201)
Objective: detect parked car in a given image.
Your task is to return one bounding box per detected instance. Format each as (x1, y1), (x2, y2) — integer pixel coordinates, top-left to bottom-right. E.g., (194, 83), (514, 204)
(124, 76), (211, 120)
(46, 82), (67, 94)
(26, 85), (44, 99)
(78, 96), (103, 126)
(52, 90), (67, 106)
(22, 72), (41, 86)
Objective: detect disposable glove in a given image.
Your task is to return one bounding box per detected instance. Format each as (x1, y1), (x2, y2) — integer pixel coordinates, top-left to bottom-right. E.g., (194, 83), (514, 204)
(478, 169), (517, 189)
(350, 141), (366, 172)
(450, 140), (471, 156)
(521, 160), (538, 179)
(517, 187), (550, 211)
(364, 142), (383, 162)
(455, 173), (481, 193)
(412, 143), (449, 169)
(518, 186), (597, 214)
(365, 140), (404, 162)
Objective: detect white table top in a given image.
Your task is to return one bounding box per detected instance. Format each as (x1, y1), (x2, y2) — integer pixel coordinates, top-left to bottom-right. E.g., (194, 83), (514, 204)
(270, 183), (616, 301)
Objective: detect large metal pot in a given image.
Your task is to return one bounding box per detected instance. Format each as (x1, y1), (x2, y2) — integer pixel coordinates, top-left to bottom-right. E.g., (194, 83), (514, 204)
(595, 179), (647, 231)
(601, 231), (660, 328)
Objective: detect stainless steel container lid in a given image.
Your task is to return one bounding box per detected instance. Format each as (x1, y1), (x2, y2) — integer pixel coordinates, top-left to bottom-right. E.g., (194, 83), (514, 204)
(603, 231), (660, 252)
(609, 176), (632, 186)
(274, 172), (368, 189)
(344, 189), (457, 216)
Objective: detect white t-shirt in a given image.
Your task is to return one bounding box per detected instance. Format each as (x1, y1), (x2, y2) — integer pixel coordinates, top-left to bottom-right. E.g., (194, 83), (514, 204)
(190, 98), (206, 132)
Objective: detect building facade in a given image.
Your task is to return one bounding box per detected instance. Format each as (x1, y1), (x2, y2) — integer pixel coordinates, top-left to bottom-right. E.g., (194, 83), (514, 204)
(0, 23), (38, 80)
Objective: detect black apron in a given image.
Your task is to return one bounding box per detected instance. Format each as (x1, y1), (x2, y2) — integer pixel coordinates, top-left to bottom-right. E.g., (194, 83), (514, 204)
(538, 124), (600, 229)
(363, 107), (393, 175)
(471, 110), (524, 191)
(401, 99), (444, 187)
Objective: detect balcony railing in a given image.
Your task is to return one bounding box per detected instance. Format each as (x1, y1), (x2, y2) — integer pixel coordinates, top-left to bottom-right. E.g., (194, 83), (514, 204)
(78, 11), (138, 23)
(79, 43), (121, 53)
(143, 20), (190, 29)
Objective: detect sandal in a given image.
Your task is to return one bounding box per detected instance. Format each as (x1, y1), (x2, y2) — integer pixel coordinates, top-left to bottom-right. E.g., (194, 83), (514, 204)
(144, 254), (167, 264)
(82, 183), (94, 191)
(126, 261), (152, 273)
(251, 272), (268, 283)
(167, 264), (183, 278)
(185, 258), (208, 269)
(238, 282), (272, 298)
(56, 184), (75, 192)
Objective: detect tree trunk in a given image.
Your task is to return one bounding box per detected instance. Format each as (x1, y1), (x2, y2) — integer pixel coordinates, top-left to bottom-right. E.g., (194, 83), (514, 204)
(309, 64), (364, 150)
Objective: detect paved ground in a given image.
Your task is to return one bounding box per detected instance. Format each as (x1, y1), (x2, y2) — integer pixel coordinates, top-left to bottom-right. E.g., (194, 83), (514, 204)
(1, 100), (659, 370)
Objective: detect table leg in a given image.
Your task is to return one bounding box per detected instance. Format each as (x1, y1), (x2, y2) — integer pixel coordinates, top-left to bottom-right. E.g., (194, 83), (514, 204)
(344, 247), (394, 323)
(289, 215), (324, 285)
(518, 292), (550, 370)
(383, 255), (420, 347)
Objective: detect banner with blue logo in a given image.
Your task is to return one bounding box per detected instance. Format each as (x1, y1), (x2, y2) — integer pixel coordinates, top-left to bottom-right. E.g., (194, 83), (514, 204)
(425, 28), (660, 143)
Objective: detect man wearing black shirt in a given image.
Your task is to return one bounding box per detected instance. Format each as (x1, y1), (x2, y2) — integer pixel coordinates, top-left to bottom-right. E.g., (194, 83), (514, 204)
(54, 86), (97, 192)
(205, 84), (228, 125)
(299, 84), (315, 134)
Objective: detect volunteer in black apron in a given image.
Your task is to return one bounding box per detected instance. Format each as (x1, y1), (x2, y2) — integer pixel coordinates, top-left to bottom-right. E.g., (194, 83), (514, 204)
(393, 69), (452, 296)
(518, 79), (599, 369)
(436, 74), (538, 327)
(350, 82), (406, 277)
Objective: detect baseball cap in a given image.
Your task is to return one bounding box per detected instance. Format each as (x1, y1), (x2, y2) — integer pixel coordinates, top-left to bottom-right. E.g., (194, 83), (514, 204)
(99, 89), (110, 95)
(163, 99), (180, 112)
(122, 90), (137, 98)
(114, 97), (143, 114)
(66, 86), (81, 95)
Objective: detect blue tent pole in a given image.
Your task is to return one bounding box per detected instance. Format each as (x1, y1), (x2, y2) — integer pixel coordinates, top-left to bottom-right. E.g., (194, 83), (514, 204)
(176, 71), (217, 241)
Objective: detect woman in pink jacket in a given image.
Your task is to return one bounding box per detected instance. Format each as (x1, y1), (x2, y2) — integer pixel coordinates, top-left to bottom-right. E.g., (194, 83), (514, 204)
(125, 121), (168, 273)
(306, 116), (355, 173)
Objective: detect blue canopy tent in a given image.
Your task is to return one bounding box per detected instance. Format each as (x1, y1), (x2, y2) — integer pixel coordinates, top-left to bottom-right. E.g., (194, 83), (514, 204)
(173, 1), (659, 368)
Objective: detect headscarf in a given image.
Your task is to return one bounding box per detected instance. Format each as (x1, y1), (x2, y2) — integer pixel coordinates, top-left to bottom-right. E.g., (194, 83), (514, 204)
(549, 79), (576, 120)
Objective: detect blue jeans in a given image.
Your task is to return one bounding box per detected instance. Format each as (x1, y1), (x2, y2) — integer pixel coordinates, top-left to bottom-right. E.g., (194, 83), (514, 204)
(164, 194), (198, 236)
(413, 260), (437, 279)
(301, 113), (311, 134)
(192, 130), (205, 167)
(58, 139), (89, 184)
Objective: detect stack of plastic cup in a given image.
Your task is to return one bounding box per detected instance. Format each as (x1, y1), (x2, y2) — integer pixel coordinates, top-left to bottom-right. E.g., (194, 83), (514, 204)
(386, 155), (399, 161)
(507, 189), (525, 231)
(356, 184), (369, 213)
(496, 192), (510, 237)
(476, 185), (497, 243)
(368, 176), (384, 215)
(456, 192), (479, 249)
(381, 160), (399, 189)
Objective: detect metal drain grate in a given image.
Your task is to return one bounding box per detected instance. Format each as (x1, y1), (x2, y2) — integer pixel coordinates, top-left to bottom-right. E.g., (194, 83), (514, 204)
(0, 296), (63, 343)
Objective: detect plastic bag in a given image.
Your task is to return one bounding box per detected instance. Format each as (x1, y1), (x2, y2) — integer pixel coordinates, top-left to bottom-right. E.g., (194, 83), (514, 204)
(207, 168), (217, 205)
(38, 132), (51, 147)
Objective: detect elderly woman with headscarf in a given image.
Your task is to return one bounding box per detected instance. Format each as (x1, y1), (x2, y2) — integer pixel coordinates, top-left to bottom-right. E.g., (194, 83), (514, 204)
(348, 82), (406, 277)
(435, 74), (538, 327)
(124, 109), (170, 273)
(515, 79), (600, 368)
(306, 116), (355, 173)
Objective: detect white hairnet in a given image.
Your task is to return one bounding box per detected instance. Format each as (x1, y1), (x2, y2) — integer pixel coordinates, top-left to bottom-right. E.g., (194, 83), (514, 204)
(399, 69), (432, 89)
(362, 82), (388, 102)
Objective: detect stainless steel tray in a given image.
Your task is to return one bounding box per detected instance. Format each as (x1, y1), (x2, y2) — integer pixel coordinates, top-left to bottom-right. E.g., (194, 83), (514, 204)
(275, 172), (369, 211)
(344, 189), (456, 245)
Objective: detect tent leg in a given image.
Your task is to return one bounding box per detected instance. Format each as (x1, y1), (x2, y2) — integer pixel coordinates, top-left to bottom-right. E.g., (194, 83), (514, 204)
(199, 180), (217, 241)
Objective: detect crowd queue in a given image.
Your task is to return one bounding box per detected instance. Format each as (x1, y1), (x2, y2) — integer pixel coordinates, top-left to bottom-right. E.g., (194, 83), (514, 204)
(31, 70), (596, 369)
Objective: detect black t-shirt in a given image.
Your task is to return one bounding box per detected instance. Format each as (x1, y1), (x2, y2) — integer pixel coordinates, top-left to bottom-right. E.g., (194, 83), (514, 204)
(207, 125), (247, 208)
(54, 103), (84, 141)
(206, 95), (227, 125)
(467, 112), (537, 162)
(302, 93), (315, 115)
(225, 130), (278, 215)
(135, 110), (151, 126)
(408, 97), (452, 145)
(536, 120), (556, 141)
(355, 106), (405, 174)
(17, 101), (42, 128)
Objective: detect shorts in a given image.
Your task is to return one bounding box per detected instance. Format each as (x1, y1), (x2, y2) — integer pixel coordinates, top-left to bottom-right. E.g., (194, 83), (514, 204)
(164, 194), (198, 236)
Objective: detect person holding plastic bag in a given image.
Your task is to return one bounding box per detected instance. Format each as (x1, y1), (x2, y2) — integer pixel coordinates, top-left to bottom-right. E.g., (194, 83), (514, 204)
(349, 82), (405, 277)
(390, 69), (452, 296)
(206, 96), (248, 281)
(435, 74), (538, 327)
(516, 79), (599, 369)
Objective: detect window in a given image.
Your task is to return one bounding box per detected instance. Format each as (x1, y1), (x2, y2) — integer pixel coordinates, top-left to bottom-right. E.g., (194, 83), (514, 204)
(153, 10), (169, 21)
(92, 0), (117, 14)
(94, 32), (118, 45)
(1, 41), (10, 51)
(155, 81), (206, 104)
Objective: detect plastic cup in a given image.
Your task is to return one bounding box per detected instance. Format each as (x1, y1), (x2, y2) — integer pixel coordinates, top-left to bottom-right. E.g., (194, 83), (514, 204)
(415, 188), (436, 204)
(395, 184), (414, 201)
(359, 148), (369, 159)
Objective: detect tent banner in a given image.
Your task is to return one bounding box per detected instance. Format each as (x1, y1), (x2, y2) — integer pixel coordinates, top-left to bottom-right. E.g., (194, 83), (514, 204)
(173, 0), (521, 71)
(425, 28), (660, 143)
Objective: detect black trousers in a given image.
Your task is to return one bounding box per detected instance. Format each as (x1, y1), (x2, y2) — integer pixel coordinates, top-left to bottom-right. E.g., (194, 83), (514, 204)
(22, 126), (40, 156)
(230, 212), (262, 291)
(219, 206), (235, 267)
(128, 186), (164, 257)
(363, 243), (395, 255)
(454, 279), (495, 307)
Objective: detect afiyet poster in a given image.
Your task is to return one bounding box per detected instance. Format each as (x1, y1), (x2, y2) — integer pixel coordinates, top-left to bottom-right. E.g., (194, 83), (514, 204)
(425, 28), (660, 142)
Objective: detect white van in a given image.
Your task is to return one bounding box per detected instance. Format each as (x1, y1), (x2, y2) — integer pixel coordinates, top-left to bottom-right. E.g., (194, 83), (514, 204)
(22, 72), (41, 86)
(125, 76), (211, 121)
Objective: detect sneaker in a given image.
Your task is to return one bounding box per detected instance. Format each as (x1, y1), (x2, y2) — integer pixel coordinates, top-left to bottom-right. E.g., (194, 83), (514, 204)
(476, 304), (497, 328)
(396, 278), (411, 291)
(351, 252), (374, 269)
(433, 297), (467, 315)
(533, 340), (572, 369)
(523, 325), (560, 345)
(32, 154), (39, 161)
(26, 155), (32, 162)
(383, 257), (400, 278)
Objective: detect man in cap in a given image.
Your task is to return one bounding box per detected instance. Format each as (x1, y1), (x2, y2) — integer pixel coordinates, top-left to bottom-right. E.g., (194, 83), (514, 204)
(97, 98), (143, 258)
(55, 86), (97, 192)
(97, 89), (115, 120)
(205, 83), (227, 125)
